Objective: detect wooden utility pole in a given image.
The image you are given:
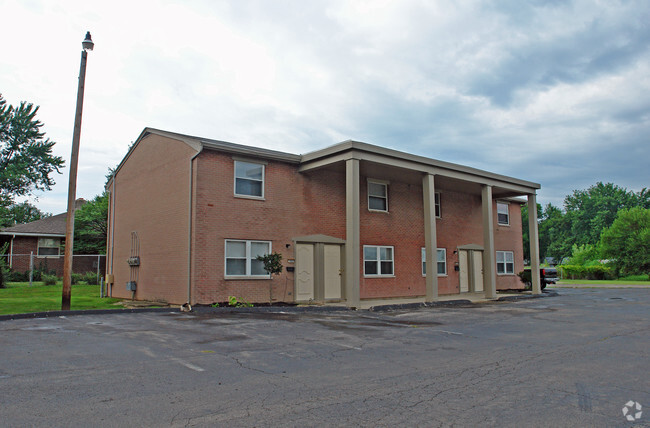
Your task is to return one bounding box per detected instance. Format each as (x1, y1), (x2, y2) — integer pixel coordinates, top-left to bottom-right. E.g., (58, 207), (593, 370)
(62, 32), (93, 310)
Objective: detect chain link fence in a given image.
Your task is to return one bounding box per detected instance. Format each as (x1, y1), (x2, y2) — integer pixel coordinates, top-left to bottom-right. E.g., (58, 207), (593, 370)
(1, 253), (106, 285)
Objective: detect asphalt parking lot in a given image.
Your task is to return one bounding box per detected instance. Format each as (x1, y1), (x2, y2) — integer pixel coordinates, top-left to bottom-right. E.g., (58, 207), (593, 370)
(1, 288), (648, 427)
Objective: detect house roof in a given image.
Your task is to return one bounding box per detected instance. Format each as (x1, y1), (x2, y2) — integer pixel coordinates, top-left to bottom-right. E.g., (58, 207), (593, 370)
(0, 199), (86, 238)
(108, 127), (540, 197)
(0, 212), (67, 237)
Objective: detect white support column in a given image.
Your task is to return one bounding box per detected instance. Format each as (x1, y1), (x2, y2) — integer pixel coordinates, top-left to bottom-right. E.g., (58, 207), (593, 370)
(423, 173), (438, 301)
(345, 158), (361, 307)
(481, 185), (497, 298)
(528, 193), (542, 294)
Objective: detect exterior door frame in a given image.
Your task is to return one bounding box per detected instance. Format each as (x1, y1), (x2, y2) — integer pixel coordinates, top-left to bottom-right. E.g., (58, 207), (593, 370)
(293, 235), (345, 303)
(457, 244), (485, 294)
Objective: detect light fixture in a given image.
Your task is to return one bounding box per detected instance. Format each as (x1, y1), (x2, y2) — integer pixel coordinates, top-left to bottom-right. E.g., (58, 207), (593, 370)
(82, 31), (94, 51)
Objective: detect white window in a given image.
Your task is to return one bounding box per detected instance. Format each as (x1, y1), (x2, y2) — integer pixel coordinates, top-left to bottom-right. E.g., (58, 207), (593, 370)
(496, 251), (514, 275)
(38, 238), (60, 256)
(421, 248), (447, 276)
(368, 180), (388, 212)
(225, 240), (271, 277)
(363, 245), (394, 276)
(234, 161), (264, 198)
(497, 202), (509, 225)
(435, 192), (441, 218)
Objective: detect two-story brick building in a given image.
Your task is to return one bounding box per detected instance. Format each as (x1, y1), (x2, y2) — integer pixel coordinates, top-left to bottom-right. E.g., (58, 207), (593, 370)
(105, 128), (542, 307)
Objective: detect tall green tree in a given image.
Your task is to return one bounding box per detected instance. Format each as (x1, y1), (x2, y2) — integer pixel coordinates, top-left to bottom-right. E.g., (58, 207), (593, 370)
(74, 193), (108, 254)
(600, 207), (650, 277)
(563, 182), (639, 246)
(0, 94), (64, 207)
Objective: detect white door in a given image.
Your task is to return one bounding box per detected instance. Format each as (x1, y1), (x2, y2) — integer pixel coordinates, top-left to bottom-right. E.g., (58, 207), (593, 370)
(459, 250), (469, 293)
(324, 245), (341, 300)
(473, 251), (484, 292)
(295, 243), (314, 301)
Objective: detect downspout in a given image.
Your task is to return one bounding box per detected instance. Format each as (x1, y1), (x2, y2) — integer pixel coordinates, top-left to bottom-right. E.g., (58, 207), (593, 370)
(108, 178), (116, 297)
(9, 235), (15, 268)
(187, 146), (203, 306)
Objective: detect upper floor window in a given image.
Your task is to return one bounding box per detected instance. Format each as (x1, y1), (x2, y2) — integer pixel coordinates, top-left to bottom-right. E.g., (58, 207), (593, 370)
(234, 160), (264, 198)
(421, 248), (447, 276)
(497, 202), (509, 225)
(368, 180), (388, 212)
(435, 192), (441, 218)
(38, 238), (60, 256)
(364, 245), (394, 276)
(496, 250), (514, 275)
(225, 239), (271, 277)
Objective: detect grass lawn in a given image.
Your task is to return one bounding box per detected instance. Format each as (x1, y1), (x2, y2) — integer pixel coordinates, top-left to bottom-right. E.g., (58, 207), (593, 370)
(556, 276), (649, 286)
(0, 281), (123, 316)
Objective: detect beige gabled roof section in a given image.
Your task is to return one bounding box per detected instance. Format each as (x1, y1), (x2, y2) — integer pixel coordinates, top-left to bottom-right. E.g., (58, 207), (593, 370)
(108, 128), (539, 196)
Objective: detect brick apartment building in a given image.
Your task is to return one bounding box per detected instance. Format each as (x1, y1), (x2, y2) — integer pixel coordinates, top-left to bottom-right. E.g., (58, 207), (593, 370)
(105, 128), (543, 307)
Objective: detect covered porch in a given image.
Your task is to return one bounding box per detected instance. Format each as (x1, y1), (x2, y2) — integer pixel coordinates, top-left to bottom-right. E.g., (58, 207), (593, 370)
(299, 140), (542, 308)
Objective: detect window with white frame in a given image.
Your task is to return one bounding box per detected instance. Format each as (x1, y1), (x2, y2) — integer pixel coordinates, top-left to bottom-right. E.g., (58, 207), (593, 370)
(234, 160), (264, 198)
(497, 202), (509, 225)
(421, 248), (447, 276)
(364, 245), (394, 276)
(37, 238), (60, 256)
(368, 180), (388, 212)
(225, 240), (271, 277)
(496, 251), (514, 274)
(435, 192), (441, 218)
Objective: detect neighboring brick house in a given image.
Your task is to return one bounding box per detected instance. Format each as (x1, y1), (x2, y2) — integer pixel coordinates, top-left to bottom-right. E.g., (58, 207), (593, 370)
(105, 128), (543, 306)
(0, 199), (104, 277)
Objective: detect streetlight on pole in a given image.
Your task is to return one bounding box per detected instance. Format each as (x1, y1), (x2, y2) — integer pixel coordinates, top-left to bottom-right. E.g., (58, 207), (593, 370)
(62, 31), (94, 310)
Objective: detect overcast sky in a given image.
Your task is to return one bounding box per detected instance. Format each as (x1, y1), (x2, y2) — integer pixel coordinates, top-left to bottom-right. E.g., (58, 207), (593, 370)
(2, 0), (649, 214)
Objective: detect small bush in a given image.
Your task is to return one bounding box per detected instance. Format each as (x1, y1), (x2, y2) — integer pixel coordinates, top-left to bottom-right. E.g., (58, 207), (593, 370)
(70, 273), (82, 285)
(42, 274), (58, 286)
(558, 264), (614, 280)
(82, 272), (98, 285)
(7, 270), (29, 282)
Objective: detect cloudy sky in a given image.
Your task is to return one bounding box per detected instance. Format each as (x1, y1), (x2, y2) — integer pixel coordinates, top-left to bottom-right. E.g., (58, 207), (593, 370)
(2, 0), (649, 214)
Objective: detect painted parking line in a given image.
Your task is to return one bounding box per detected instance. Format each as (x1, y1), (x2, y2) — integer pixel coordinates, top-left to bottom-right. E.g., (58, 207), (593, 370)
(172, 358), (205, 372)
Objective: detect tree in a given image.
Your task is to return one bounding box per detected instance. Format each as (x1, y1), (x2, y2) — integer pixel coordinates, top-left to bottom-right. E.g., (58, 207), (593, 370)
(73, 193), (108, 254)
(0, 201), (49, 228)
(600, 207), (650, 277)
(0, 94), (64, 208)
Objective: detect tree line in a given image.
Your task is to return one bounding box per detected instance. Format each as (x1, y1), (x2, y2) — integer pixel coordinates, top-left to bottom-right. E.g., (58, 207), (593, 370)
(523, 182), (649, 278)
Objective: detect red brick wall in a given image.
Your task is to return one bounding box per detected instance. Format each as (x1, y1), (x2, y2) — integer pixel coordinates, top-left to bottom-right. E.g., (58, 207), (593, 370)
(107, 134), (195, 303)
(494, 201), (525, 290)
(190, 151), (527, 302)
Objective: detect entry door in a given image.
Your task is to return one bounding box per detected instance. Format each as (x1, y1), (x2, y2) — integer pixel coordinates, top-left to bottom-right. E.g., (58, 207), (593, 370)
(295, 243), (314, 301)
(323, 245), (341, 300)
(459, 250), (469, 293)
(472, 251), (484, 292)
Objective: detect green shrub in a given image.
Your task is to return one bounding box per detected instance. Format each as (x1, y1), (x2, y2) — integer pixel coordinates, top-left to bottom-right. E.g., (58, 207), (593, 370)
(42, 274), (58, 285)
(7, 270), (29, 282)
(82, 272), (98, 285)
(559, 264), (614, 280)
(70, 273), (82, 285)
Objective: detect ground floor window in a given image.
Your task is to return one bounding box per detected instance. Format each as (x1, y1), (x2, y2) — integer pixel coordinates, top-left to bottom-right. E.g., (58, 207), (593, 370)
(421, 248), (447, 276)
(496, 250), (514, 274)
(225, 240), (271, 277)
(364, 245), (394, 276)
(37, 238), (60, 256)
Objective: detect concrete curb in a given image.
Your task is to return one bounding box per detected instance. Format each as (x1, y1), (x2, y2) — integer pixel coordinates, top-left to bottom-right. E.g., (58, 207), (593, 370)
(496, 290), (558, 302)
(0, 291), (560, 322)
(0, 307), (178, 322)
